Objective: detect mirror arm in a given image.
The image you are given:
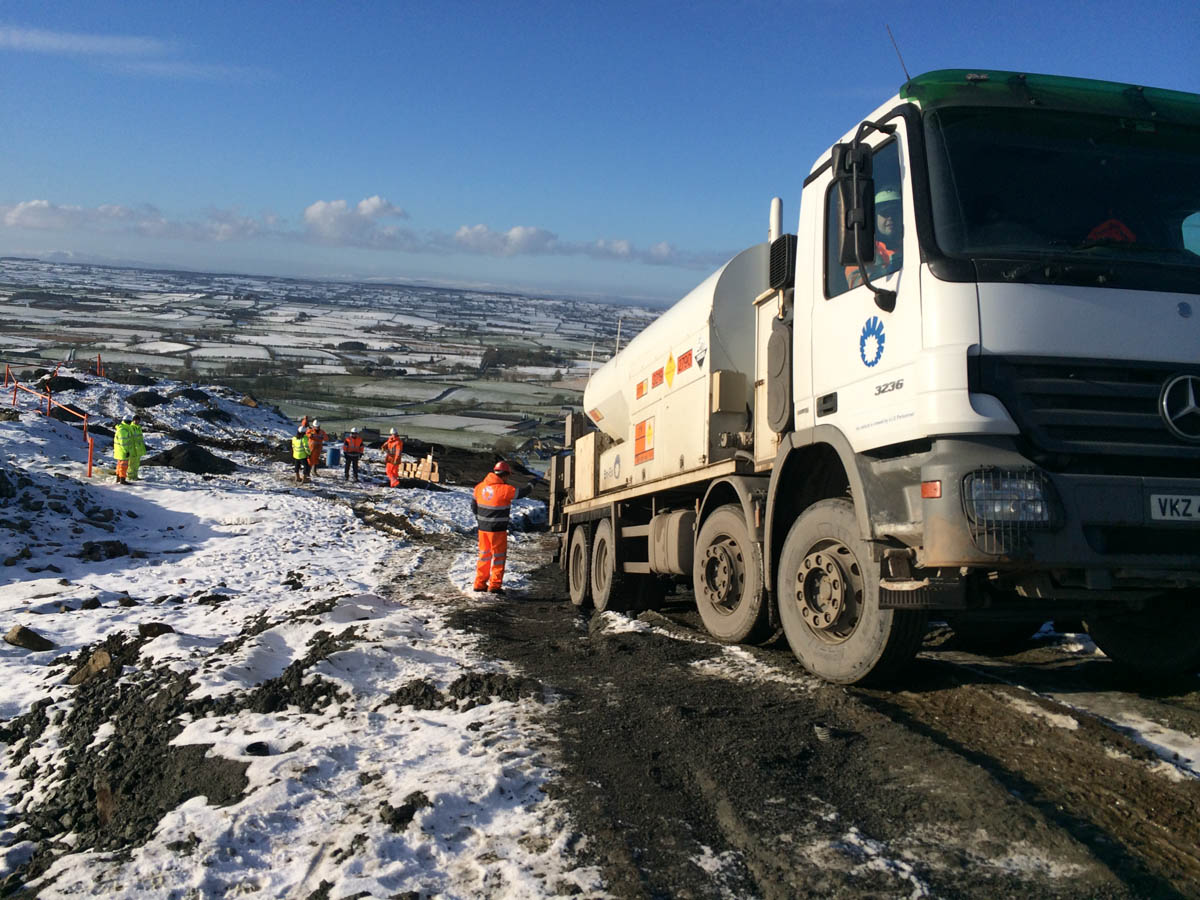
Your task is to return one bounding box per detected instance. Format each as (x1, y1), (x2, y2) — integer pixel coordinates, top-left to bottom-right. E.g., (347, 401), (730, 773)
(853, 119), (897, 145)
(851, 233), (897, 313)
(848, 118), (898, 313)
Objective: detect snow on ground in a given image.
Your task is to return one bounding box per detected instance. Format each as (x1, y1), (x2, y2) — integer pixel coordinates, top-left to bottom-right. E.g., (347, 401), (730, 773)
(0, 369), (599, 898)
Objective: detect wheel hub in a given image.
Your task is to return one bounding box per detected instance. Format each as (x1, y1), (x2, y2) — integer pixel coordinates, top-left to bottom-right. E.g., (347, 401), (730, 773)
(701, 541), (740, 610)
(798, 550), (848, 632)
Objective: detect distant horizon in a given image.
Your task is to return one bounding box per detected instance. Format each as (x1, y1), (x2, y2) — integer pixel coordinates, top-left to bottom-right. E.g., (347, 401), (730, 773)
(0, 249), (674, 309)
(2, 2), (1196, 301)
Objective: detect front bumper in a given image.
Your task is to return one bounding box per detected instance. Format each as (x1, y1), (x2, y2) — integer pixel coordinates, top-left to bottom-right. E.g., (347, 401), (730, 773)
(915, 439), (1200, 583)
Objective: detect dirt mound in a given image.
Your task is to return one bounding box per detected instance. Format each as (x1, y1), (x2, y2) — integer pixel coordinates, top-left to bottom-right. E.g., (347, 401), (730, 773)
(142, 443), (237, 475)
(196, 407), (232, 424)
(172, 387), (210, 403)
(127, 390), (167, 408)
(384, 670), (541, 712)
(48, 403), (87, 425)
(42, 375), (87, 393)
(109, 371), (158, 386)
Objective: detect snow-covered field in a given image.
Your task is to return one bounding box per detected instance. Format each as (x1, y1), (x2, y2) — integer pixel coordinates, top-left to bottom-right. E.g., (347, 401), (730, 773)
(0, 369), (599, 898)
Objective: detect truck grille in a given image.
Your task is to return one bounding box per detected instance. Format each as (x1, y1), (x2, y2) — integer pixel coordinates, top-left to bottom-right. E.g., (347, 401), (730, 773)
(975, 356), (1200, 477)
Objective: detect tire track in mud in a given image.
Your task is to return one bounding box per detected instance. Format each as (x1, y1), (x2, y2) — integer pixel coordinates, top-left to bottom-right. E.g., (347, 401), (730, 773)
(860, 648), (1200, 897)
(449, 564), (1173, 899)
(370, 515), (1200, 898)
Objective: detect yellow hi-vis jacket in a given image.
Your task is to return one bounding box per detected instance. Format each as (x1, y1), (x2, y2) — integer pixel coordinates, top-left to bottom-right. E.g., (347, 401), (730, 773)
(113, 423), (133, 460)
(291, 434), (310, 460)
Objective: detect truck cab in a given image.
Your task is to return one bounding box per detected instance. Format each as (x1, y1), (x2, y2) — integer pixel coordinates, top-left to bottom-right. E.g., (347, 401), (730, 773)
(557, 69), (1200, 684)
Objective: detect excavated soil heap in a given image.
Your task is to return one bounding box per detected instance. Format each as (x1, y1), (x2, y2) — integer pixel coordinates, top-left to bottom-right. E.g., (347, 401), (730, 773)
(142, 443), (237, 475)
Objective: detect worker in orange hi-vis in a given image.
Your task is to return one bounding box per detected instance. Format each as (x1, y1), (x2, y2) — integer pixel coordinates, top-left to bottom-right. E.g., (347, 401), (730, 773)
(382, 428), (405, 487)
(471, 460), (540, 594)
(306, 418), (329, 475)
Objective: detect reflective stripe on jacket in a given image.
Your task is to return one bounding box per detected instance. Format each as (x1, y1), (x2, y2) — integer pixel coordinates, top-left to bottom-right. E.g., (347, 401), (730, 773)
(291, 435), (310, 459)
(343, 435), (364, 457)
(471, 472), (532, 532)
(383, 437), (404, 465)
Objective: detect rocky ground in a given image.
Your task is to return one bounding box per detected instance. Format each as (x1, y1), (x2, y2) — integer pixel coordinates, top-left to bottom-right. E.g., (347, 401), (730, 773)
(449, 545), (1200, 899)
(4, 373), (1199, 897)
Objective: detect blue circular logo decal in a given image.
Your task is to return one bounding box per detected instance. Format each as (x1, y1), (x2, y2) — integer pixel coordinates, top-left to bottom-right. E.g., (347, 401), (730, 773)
(860, 316), (885, 367)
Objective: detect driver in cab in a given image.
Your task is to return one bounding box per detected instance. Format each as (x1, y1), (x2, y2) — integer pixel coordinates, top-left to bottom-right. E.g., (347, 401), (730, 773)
(847, 188), (903, 288)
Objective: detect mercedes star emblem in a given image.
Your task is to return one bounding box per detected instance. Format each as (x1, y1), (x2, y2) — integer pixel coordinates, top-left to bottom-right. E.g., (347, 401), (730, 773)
(1160, 374), (1200, 442)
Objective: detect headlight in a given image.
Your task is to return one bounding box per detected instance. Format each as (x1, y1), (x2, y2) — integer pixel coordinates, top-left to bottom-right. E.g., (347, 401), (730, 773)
(963, 469), (1055, 526)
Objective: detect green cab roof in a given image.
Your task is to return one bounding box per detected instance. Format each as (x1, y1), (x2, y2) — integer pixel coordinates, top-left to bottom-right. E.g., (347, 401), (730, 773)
(900, 69), (1200, 125)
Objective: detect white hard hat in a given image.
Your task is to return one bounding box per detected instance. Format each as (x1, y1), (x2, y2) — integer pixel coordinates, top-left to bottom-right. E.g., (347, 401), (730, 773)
(875, 189), (901, 206)
(312, 419), (320, 427)
(350, 427), (358, 434)
(389, 428), (397, 436)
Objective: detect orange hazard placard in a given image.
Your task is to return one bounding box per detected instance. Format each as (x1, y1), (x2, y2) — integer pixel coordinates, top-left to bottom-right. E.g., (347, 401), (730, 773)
(634, 417), (654, 464)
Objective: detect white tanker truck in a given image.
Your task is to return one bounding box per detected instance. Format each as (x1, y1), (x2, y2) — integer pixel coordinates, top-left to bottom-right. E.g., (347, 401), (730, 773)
(548, 68), (1200, 684)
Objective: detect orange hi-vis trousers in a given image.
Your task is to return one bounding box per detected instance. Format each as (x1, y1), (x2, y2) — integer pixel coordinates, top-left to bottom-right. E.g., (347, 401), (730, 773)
(474, 530), (508, 590)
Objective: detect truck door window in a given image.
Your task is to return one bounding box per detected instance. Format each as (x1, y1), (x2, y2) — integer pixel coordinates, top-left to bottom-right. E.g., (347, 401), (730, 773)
(825, 140), (903, 298)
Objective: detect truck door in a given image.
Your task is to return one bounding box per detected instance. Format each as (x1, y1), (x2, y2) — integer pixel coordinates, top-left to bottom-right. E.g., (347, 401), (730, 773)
(808, 131), (923, 453)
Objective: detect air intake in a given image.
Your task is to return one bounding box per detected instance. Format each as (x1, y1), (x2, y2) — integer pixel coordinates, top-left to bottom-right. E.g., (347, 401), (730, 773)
(768, 234), (797, 290)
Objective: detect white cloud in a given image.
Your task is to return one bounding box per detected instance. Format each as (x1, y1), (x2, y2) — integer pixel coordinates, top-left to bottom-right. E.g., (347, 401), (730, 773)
(0, 23), (265, 82)
(2, 199), (277, 244)
(454, 224), (558, 256)
(0, 24), (169, 57)
(302, 196), (412, 249)
(1, 195), (728, 270)
(111, 60), (268, 82)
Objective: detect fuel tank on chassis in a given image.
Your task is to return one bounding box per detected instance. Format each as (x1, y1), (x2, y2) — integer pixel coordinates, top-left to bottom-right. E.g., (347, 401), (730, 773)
(582, 244), (767, 487)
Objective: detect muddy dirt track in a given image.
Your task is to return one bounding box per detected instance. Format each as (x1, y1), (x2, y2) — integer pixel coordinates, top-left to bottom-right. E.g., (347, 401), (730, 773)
(441, 536), (1200, 900)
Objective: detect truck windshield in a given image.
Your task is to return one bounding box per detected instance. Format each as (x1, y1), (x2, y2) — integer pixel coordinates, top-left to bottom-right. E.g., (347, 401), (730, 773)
(924, 106), (1200, 269)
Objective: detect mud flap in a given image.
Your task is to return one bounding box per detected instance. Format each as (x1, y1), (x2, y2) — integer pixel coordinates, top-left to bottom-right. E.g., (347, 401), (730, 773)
(879, 576), (967, 610)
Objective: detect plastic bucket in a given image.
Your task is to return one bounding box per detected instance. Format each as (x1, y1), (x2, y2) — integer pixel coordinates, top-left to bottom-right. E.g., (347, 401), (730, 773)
(326, 445), (341, 467)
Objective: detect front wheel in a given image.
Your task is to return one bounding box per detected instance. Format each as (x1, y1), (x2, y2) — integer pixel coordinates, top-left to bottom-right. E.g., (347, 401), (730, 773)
(693, 504), (768, 643)
(777, 499), (926, 685)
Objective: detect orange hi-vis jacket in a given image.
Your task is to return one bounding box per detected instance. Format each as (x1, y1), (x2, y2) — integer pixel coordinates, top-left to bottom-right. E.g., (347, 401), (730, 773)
(472, 472), (532, 532)
(846, 240), (898, 289)
(383, 436), (404, 465)
(343, 434), (364, 458)
(306, 426), (329, 449)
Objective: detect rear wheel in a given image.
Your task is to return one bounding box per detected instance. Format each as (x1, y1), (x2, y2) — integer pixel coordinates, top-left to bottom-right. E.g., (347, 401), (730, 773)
(567, 525), (592, 609)
(777, 499), (926, 685)
(1085, 593), (1200, 677)
(693, 504), (768, 643)
(590, 518), (626, 613)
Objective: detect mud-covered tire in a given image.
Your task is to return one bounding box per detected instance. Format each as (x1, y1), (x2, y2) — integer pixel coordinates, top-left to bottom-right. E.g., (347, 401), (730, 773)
(567, 525), (592, 609)
(1085, 593), (1200, 677)
(590, 518), (625, 613)
(693, 504), (768, 643)
(777, 499), (926, 685)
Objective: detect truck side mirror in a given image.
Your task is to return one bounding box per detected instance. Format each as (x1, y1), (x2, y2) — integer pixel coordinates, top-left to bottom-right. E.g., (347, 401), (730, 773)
(831, 143), (877, 267)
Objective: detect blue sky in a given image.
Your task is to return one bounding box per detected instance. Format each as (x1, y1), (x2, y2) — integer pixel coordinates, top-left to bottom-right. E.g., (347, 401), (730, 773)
(2, 1), (1197, 303)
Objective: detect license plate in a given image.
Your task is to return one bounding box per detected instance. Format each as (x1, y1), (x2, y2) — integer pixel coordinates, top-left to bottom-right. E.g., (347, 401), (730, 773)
(1150, 494), (1200, 521)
